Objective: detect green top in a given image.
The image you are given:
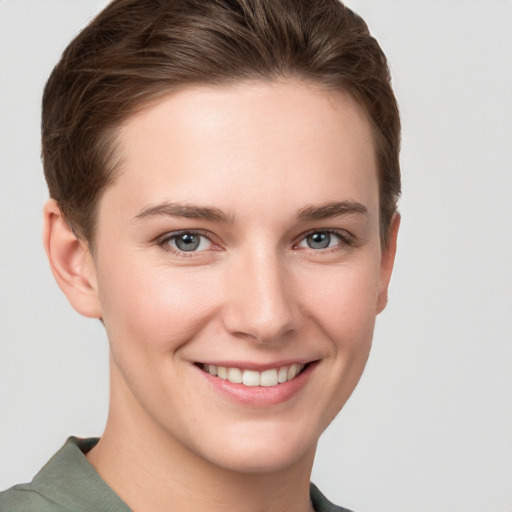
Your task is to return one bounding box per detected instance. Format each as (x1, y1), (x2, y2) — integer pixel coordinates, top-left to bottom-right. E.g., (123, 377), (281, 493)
(0, 438), (354, 512)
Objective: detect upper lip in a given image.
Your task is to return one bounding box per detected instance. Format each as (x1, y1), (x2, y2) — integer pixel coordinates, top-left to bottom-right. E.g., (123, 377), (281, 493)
(194, 359), (318, 371)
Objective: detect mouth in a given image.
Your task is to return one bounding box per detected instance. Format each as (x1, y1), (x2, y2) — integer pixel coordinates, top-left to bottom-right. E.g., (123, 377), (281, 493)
(197, 362), (309, 387)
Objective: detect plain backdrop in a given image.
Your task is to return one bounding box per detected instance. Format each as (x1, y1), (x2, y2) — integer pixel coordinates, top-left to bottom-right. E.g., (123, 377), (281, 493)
(0, 1), (511, 511)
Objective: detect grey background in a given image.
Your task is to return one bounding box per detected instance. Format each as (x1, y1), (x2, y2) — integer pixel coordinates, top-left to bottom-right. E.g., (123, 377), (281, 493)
(1, 1), (511, 511)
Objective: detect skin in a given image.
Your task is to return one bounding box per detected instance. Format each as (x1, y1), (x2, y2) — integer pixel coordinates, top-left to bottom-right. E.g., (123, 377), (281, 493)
(43, 80), (399, 512)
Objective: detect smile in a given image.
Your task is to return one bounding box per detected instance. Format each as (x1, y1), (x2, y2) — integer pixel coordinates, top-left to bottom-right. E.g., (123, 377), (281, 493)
(200, 363), (307, 387)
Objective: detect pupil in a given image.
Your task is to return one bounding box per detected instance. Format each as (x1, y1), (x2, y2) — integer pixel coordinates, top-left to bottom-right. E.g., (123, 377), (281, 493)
(308, 232), (330, 249)
(176, 233), (199, 251)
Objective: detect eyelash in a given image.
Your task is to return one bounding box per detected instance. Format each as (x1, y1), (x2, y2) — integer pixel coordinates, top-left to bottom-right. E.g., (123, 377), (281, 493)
(294, 229), (355, 251)
(157, 230), (217, 256)
(156, 228), (355, 256)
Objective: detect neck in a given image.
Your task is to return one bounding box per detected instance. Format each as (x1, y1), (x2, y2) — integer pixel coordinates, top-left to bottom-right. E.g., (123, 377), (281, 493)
(87, 363), (316, 512)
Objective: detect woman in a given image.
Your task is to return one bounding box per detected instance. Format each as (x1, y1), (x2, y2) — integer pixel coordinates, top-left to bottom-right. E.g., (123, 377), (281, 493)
(0, 1), (400, 510)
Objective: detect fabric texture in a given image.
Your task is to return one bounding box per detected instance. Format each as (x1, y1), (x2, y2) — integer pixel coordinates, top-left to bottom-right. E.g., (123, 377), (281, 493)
(0, 438), (354, 512)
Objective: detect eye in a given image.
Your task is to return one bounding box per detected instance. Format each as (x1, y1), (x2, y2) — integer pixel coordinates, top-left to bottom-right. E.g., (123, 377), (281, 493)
(160, 231), (213, 253)
(296, 230), (350, 250)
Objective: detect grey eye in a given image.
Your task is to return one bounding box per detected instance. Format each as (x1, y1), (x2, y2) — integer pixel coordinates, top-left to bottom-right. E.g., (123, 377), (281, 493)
(160, 231), (214, 254)
(306, 232), (331, 249)
(174, 233), (201, 251)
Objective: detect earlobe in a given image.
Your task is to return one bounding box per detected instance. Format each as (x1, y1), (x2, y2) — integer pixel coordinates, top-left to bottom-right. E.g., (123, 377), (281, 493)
(376, 213), (400, 314)
(42, 199), (102, 318)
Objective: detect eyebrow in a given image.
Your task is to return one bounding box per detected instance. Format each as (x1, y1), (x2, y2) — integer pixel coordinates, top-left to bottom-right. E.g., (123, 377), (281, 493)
(133, 199), (368, 224)
(133, 202), (234, 223)
(297, 200), (368, 221)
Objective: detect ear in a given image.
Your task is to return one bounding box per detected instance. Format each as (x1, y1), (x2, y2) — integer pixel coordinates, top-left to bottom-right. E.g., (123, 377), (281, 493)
(376, 213), (400, 314)
(42, 199), (102, 318)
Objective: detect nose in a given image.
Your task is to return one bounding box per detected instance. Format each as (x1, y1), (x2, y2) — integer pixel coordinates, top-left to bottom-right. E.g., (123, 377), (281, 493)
(222, 248), (299, 344)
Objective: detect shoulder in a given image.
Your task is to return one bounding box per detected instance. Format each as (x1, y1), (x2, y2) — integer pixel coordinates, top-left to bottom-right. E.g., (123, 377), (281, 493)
(0, 438), (99, 512)
(310, 483), (357, 512)
(0, 437), (130, 512)
(0, 484), (66, 512)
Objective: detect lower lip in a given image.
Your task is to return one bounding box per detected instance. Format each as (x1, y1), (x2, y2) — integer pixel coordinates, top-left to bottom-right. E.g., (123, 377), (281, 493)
(195, 362), (317, 406)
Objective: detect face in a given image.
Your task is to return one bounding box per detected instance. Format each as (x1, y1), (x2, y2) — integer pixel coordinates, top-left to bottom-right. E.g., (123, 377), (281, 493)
(88, 80), (396, 474)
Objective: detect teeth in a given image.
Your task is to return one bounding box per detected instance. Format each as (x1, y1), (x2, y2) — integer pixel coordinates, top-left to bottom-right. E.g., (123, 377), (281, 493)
(242, 370), (260, 387)
(288, 363), (299, 380)
(227, 367), (243, 384)
(260, 369), (278, 387)
(277, 366), (288, 383)
(202, 363), (306, 387)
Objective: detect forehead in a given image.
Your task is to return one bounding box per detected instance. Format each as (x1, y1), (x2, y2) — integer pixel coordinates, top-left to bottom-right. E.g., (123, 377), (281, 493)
(102, 80), (378, 222)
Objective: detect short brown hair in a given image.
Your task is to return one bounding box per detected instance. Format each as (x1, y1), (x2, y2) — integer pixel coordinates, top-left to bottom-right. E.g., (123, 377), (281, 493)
(42, 0), (400, 247)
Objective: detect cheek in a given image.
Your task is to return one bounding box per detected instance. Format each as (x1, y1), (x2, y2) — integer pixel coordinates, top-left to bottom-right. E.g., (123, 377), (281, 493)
(96, 257), (221, 356)
(299, 258), (381, 346)
(303, 261), (381, 422)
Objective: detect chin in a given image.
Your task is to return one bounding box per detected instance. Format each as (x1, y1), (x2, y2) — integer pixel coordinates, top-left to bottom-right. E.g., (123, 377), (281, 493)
(191, 422), (318, 474)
